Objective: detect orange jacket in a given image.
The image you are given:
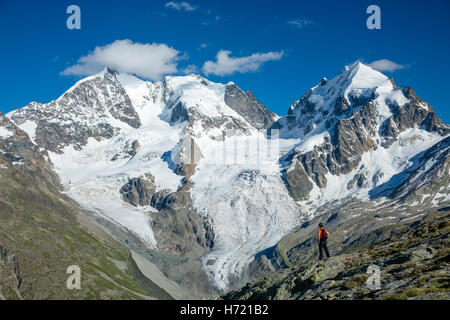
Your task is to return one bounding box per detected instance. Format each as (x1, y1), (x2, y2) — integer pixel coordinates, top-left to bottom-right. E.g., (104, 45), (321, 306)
(318, 228), (329, 240)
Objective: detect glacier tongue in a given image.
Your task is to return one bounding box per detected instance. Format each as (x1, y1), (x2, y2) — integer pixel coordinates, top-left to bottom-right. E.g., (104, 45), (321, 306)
(191, 134), (302, 290)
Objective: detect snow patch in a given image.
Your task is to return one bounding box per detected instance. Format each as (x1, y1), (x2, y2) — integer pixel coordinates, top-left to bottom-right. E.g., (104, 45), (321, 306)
(0, 127), (13, 139)
(18, 120), (37, 143)
(295, 131), (330, 153)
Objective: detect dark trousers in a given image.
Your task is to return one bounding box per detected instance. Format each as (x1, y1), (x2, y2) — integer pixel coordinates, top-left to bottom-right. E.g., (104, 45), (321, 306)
(318, 240), (330, 260)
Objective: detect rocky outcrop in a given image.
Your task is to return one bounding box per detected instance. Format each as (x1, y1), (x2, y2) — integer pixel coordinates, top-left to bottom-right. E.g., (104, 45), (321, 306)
(282, 102), (378, 192)
(283, 160), (313, 201)
(392, 87), (448, 134)
(224, 83), (277, 130)
(0, 245), (23, 299)
(150, 189), (173, 210)
(148, 188), (216, 295)
(120, 173), (156, 207)
(169, 102), (189, 123)
(277, 63), (449, 203)
(387, 136), (450, 204)
(0, 112), (61, 191)
(151, 189), (214, 253)
(111, 139), (140, 161)
(223, 210), (450, 300)
(8, 68), (141, 153)
(329, 102), (378, 174)
(347, 172), (368, 190)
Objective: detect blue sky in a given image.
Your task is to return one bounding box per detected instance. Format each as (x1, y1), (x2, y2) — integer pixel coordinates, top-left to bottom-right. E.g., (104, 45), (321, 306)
(1, 0), (449, 123)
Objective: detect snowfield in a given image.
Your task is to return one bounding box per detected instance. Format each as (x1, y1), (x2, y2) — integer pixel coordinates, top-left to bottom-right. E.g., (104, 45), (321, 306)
(0, 126), (13, 139)
(191, 134), (302, 290)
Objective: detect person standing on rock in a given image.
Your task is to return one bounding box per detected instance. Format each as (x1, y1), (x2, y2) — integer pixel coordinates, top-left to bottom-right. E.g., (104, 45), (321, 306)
(318, 223), (330, 260)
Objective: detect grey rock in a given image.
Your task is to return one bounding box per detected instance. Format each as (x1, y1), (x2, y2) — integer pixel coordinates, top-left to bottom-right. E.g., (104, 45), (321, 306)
(284, 160), (314, 201)
(224, 83), (277, 130)
(169, 102), (189, 123)
(150, 188), (214, 255)
(388, 136), (450, 204)
(120, 173), (156, 207)
(0, 112), (61, 190)
(150, 189), (173, 210)
(8, 68), (141, 153)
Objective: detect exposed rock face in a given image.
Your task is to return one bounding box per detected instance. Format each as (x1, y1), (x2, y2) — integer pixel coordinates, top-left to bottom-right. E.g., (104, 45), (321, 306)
(393, 87), (448, 134)
(276, 62), (449, 204)
(8, 68), (141, 153)
(282, 102), (378, 191)
(111, 139), (140, 161)
(151, 189), (214, 255)
(387, 136), (450, 204)
(128, 140), (140, 156)
(148, 188), (216, 295)
(224, 83), (277, 130)
(162, 75), (256, 141)
(0, 245), (22, 296)
(150, 189), (173, 210)
(169, 102), (189, 123)
(0, 112), (60, 190)
(347, 172), (368, 190)
(330, 102), (378, 173)
(120, 173), (156, 207)
(283, 160), (313, 201)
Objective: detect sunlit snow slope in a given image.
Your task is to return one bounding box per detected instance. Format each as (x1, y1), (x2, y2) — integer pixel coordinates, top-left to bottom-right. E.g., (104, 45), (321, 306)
(7, 69), (302, 290)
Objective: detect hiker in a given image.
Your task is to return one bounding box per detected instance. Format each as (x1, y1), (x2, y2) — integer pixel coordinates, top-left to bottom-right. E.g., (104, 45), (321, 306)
(318, 223), (330, 260)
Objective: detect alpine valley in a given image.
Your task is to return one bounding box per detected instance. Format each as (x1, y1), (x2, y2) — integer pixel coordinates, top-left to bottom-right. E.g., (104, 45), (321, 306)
(1, 61), (448, 299)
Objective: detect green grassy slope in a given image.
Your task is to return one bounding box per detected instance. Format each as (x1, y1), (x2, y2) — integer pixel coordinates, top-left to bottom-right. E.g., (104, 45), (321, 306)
(0, 160), (151, 300)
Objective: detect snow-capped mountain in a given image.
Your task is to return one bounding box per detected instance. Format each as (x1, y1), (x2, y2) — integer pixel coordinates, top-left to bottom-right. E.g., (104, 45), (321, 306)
(275, 62), (448, 214)
(4, 61), (449, 294)
(6, 67), (293, 292)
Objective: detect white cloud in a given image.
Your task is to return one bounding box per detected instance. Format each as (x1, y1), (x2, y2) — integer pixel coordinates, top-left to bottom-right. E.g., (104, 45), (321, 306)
(62, 40), (182, 80)
(368, 59), (405, 72)
(181, 64), (198, 74)
(198, 43), (208, 50)
(202, 50), (284, 76)
(165, 1), (197, 11)
(287, 18), (313, 29)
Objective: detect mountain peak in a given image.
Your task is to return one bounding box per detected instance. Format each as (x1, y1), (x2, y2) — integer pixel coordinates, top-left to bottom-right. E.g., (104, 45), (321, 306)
(341, 61), (388, 87)
(104, 66), (119, 75)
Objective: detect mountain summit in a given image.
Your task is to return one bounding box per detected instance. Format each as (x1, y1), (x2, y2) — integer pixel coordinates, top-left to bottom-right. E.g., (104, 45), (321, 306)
(274, 61), (448, 211)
